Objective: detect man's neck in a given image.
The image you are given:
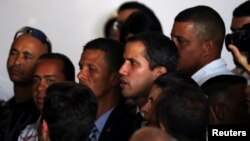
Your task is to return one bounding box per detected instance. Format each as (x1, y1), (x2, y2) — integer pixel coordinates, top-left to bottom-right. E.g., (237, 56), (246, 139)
(96, 89), (120, 118)
(134, 96), (147, 110)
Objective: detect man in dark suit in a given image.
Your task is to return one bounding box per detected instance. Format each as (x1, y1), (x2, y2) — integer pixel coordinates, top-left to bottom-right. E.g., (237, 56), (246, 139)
(77, 38), (134, 141)
(119, 32), (178, 131)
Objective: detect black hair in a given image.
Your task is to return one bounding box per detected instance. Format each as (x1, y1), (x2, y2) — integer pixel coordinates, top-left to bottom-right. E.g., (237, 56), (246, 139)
(154, 73), (199, 91)
(233, 1), (250, 17)
(175, 5), (225, 50)
(42, 82), (98, 141)
(156, 77), (208, 141)
(83, 38), (124, 72)
(118, 1), (154, 15)
(120, 11), (163, 43)
(104, 17), (118, 38)
(38, 53), (75, 81)
(201, 75), (247, 98)
(126, 32), (178, 72)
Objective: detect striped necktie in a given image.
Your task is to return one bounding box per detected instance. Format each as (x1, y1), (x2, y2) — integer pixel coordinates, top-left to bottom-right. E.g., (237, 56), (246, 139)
(88, 125), (99, 141)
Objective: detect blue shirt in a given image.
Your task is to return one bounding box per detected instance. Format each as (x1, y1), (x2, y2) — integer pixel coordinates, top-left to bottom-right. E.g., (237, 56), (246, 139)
(94, 107), (115, 140)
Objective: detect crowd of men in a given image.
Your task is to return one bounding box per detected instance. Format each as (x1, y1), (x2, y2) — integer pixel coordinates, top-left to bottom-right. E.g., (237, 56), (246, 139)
(0, 1), (250, 141)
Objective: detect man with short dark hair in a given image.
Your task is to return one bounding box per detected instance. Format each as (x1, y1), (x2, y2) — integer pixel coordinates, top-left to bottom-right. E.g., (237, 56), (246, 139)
(77, 38), (134, 141)
(18, 53), (75, 141)
(119, 32), (178, 130)
(171, 5), (233, 85)
(40, 82), (98, 141)
(2, 26), (51, 141)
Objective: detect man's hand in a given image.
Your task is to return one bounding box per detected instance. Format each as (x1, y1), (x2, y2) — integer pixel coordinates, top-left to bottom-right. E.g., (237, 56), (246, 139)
(229, 44), (250, 73)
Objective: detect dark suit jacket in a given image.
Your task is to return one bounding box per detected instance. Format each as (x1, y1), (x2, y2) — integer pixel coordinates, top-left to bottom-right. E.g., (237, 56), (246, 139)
(98, 101), (135, 141)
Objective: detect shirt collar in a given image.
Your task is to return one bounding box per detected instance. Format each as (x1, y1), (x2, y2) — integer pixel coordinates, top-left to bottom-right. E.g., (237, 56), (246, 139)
(192, 59), (232, 85)
(95, 107), (115, 133)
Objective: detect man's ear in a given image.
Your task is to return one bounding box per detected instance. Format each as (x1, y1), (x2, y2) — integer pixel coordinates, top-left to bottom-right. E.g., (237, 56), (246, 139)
(203, 40), (213, 56)
(153, 66), (167, 79)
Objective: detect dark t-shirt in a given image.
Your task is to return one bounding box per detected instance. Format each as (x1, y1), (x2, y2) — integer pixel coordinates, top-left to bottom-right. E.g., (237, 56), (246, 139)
(1, 97), (40, 141)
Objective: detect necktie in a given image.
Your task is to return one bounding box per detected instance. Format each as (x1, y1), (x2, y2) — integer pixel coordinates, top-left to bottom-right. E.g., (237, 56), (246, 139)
(88, 125), (99, 141)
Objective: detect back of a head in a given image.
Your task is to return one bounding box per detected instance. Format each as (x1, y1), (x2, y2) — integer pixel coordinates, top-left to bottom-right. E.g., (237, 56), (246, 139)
(83, 38), (124, 72)
(201, 75), (249, 124)
(126, 32), (178, 72)
(202, 75), (247, 92)
(118, 1), (154, 15)
(42, 82), (98, 141)
(38, 53), (75, 81)
(154, 73), (199, 91)
(129, 127), (172, 141)
(201, 75), (247, 102)
(156, 82), (209, 141)
(174, 5), (225, 51)
(120, 11), (163, 43)
(233, 1), (250, 17)
(104, 17), (120, 40)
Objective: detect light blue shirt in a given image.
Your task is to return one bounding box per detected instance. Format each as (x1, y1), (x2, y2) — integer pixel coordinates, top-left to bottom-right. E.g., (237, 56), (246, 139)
(94, 107), (115, 140)
(192, 59), (233, 86)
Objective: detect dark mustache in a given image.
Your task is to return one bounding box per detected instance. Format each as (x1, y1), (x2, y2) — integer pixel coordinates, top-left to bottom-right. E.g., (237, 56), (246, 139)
(9, 65), (23, 74)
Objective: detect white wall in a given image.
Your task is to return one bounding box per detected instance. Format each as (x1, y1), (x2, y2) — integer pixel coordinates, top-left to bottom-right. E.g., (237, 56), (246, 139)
(0, 0), (246, 100)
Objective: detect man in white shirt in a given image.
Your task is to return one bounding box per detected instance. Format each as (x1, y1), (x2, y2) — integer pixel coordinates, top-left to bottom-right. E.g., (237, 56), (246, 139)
(171, 5), (233, 86)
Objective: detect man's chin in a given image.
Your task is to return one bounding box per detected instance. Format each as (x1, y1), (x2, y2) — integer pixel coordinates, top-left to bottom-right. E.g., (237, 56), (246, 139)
(121, 90), (135, 98)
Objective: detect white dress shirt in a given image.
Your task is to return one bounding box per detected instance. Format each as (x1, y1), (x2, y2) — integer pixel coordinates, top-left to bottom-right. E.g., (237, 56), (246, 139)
(192, 59), (233, 86)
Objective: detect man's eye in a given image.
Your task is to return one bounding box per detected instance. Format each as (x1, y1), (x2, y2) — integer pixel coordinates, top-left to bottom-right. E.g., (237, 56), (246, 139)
(24, 54), (33, 60)
(178, 38), (188, 46)
(130, 60), (138, 66)
(88, 65), (96, 71)
(47, 79), (56, 85)
(32, 78), (40, 85)
(9, 50), (18, 56)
